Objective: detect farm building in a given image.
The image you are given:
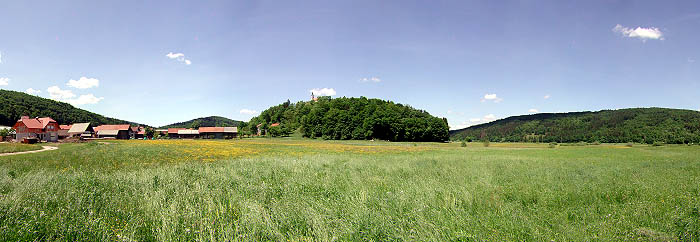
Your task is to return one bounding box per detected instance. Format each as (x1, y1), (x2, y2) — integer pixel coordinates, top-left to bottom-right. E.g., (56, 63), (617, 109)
(168, 128), (186, 139)
(58, 125), (72, 139)
(12, 116), (60, 142)
(131, 126), (145, 139)
(94, 124), (131, 139)
(177, 129), (199, 139)
(199, 127), (238, 139)
(67, 123), (94, 139)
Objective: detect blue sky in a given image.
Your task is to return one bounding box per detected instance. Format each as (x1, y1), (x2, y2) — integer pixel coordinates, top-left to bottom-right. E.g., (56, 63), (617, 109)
(1, 0), (699, 128)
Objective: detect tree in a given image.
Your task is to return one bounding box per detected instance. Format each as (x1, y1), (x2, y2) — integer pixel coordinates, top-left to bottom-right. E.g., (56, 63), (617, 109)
(145, 127), (155, 139)
(190, 120), (201, 129)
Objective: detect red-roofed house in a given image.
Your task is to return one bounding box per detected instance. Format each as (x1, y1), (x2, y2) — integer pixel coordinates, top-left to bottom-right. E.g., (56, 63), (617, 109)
(94, 124), (132, 139)
(13, 116), (60, 142)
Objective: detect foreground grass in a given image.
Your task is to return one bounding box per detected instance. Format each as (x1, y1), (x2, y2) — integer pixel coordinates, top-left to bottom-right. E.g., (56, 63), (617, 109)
(0, 143), (42, 154)
(0, 140), (699, 241)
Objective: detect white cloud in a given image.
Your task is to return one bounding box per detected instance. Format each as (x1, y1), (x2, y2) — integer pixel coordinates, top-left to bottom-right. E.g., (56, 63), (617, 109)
(310, 88), (336, 96)
(65, 94), (104, 105)
(528, 109), (539, 113)
(689, 58), (696, 63)
(360, 77), (382, 83)
(613, 24), (664, 41)
(47, 86), (76, 99)
(483, 114), (496, 121)
(166, 52), (192, 65)
(67, 77), (99, 89)
(544, 94), (550, 99)
(25, 88), (41, 95)
(481, 93), (503, 103)
(0, 77), (8, 86)
(239, 109), (257, 115)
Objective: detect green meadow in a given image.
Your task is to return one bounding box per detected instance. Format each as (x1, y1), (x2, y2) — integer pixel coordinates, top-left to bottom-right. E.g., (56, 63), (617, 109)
(0, 139), (699, 241)
(0, 143), (42, 154)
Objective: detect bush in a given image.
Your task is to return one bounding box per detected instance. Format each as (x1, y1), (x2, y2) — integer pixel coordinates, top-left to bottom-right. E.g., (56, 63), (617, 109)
(548, 142), (557, 148)
(652, 142), (664, 147)
(483, 140), (490, 147)
(460, 141), (467, 147)
(626, 143), (634, 147)
(591, 141), (601, 145)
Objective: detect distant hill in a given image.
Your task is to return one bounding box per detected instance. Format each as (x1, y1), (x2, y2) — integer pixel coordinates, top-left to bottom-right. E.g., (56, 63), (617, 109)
(449, 108), (700, 144)
(160, 116), (242, 129)
(248, 97), (449, 142)
(0, 89), (139, 127)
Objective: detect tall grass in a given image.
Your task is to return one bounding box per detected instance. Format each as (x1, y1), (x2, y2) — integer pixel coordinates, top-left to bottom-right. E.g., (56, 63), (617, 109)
(0, 140), (699, 240)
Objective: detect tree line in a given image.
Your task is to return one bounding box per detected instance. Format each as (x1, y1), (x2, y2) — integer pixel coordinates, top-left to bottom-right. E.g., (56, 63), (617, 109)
(450, 108), (700, 144)
(248, 97), (449, 142)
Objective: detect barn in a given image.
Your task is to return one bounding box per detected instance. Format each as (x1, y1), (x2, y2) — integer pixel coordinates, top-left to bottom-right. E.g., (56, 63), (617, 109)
(199, 127), (238, 139)
(68, 123), (94, 139)
(94, 124), (131, 139)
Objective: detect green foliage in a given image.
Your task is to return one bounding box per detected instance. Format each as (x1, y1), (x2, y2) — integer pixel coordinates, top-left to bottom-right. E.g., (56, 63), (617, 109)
(145, 127), (155, 138)
(652, 141), (665, 146)
(248, 97), (449, 142)
(460, 141), (467, 147)
(450, 108), (700, 144)
(549, 142), (557, 148)
(0, 89), (137, 126)
(483, 140), (490, 147)
(0, 128), (11, 137)
(160, 116), (242, 129)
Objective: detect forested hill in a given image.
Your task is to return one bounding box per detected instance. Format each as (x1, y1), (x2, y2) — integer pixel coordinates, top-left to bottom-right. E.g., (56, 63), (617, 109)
(248, 97), (449, 142)
(160, 116), (242, 129)
(0, 89), (138, 126)
(450, 108), (700, 144)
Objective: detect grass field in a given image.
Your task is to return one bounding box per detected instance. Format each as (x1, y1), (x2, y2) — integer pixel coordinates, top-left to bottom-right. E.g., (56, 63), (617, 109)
(0, 143), (42, 154)
(0, 139), (699, 241)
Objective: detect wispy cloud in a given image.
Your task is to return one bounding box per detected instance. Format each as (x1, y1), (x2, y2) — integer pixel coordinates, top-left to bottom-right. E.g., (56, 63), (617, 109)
(360, 77), (382, 83)
(528, 108), (539, 113)
(481, 93), (503, 103)
(0, 77), (8, 86)
(544, 94), (550, 99)
(689, 57), (696, 63)
(67, 77), (99, 89)
(310, 88), (336, 96)
(166, 52), (192, 65)
(25, 88), (41, 95)
(47, 86), (76, 99)
(239, 109), (257, 115)
(613, 24), (664, 41)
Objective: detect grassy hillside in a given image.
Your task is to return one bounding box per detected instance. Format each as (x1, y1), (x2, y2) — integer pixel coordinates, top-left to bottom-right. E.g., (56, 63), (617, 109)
(248, 97), (449, 142)
(450, 107), (700, 144)
(160, 116), (242, 128)
(0, 89), (138, 126)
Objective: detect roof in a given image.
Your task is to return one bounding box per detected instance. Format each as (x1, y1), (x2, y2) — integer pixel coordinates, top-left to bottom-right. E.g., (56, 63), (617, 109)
(131, 126), (142, 132)
(178, 130), (199, 135)
(37, 117), (57, 128)
(97, 130), (120, 136)
(138, 130), (145, 135)
(270, 123), (280, 127)
(199, 127), (224, 133)
(68, 123), (92, 134)
(155, 129), (168, 132)
(60, 125), (72, 130)
(224, 127), (238, 133)
(168, 128), (186, 134)
(15, 117), (44, 129)
(94, 124), (131, 131)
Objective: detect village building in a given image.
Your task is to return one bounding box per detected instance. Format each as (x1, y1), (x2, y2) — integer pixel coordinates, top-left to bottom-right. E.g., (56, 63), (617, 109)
(168, 128), (186, 139)
(199, 127), (238, 139)
(94, 124), (131, 139)
(58, 125), (72, 139)
(12, 116), (60, 142)
(177, 129), (200, 139)
(131, 126), (145, 139)
(67, 123), (94, 139)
